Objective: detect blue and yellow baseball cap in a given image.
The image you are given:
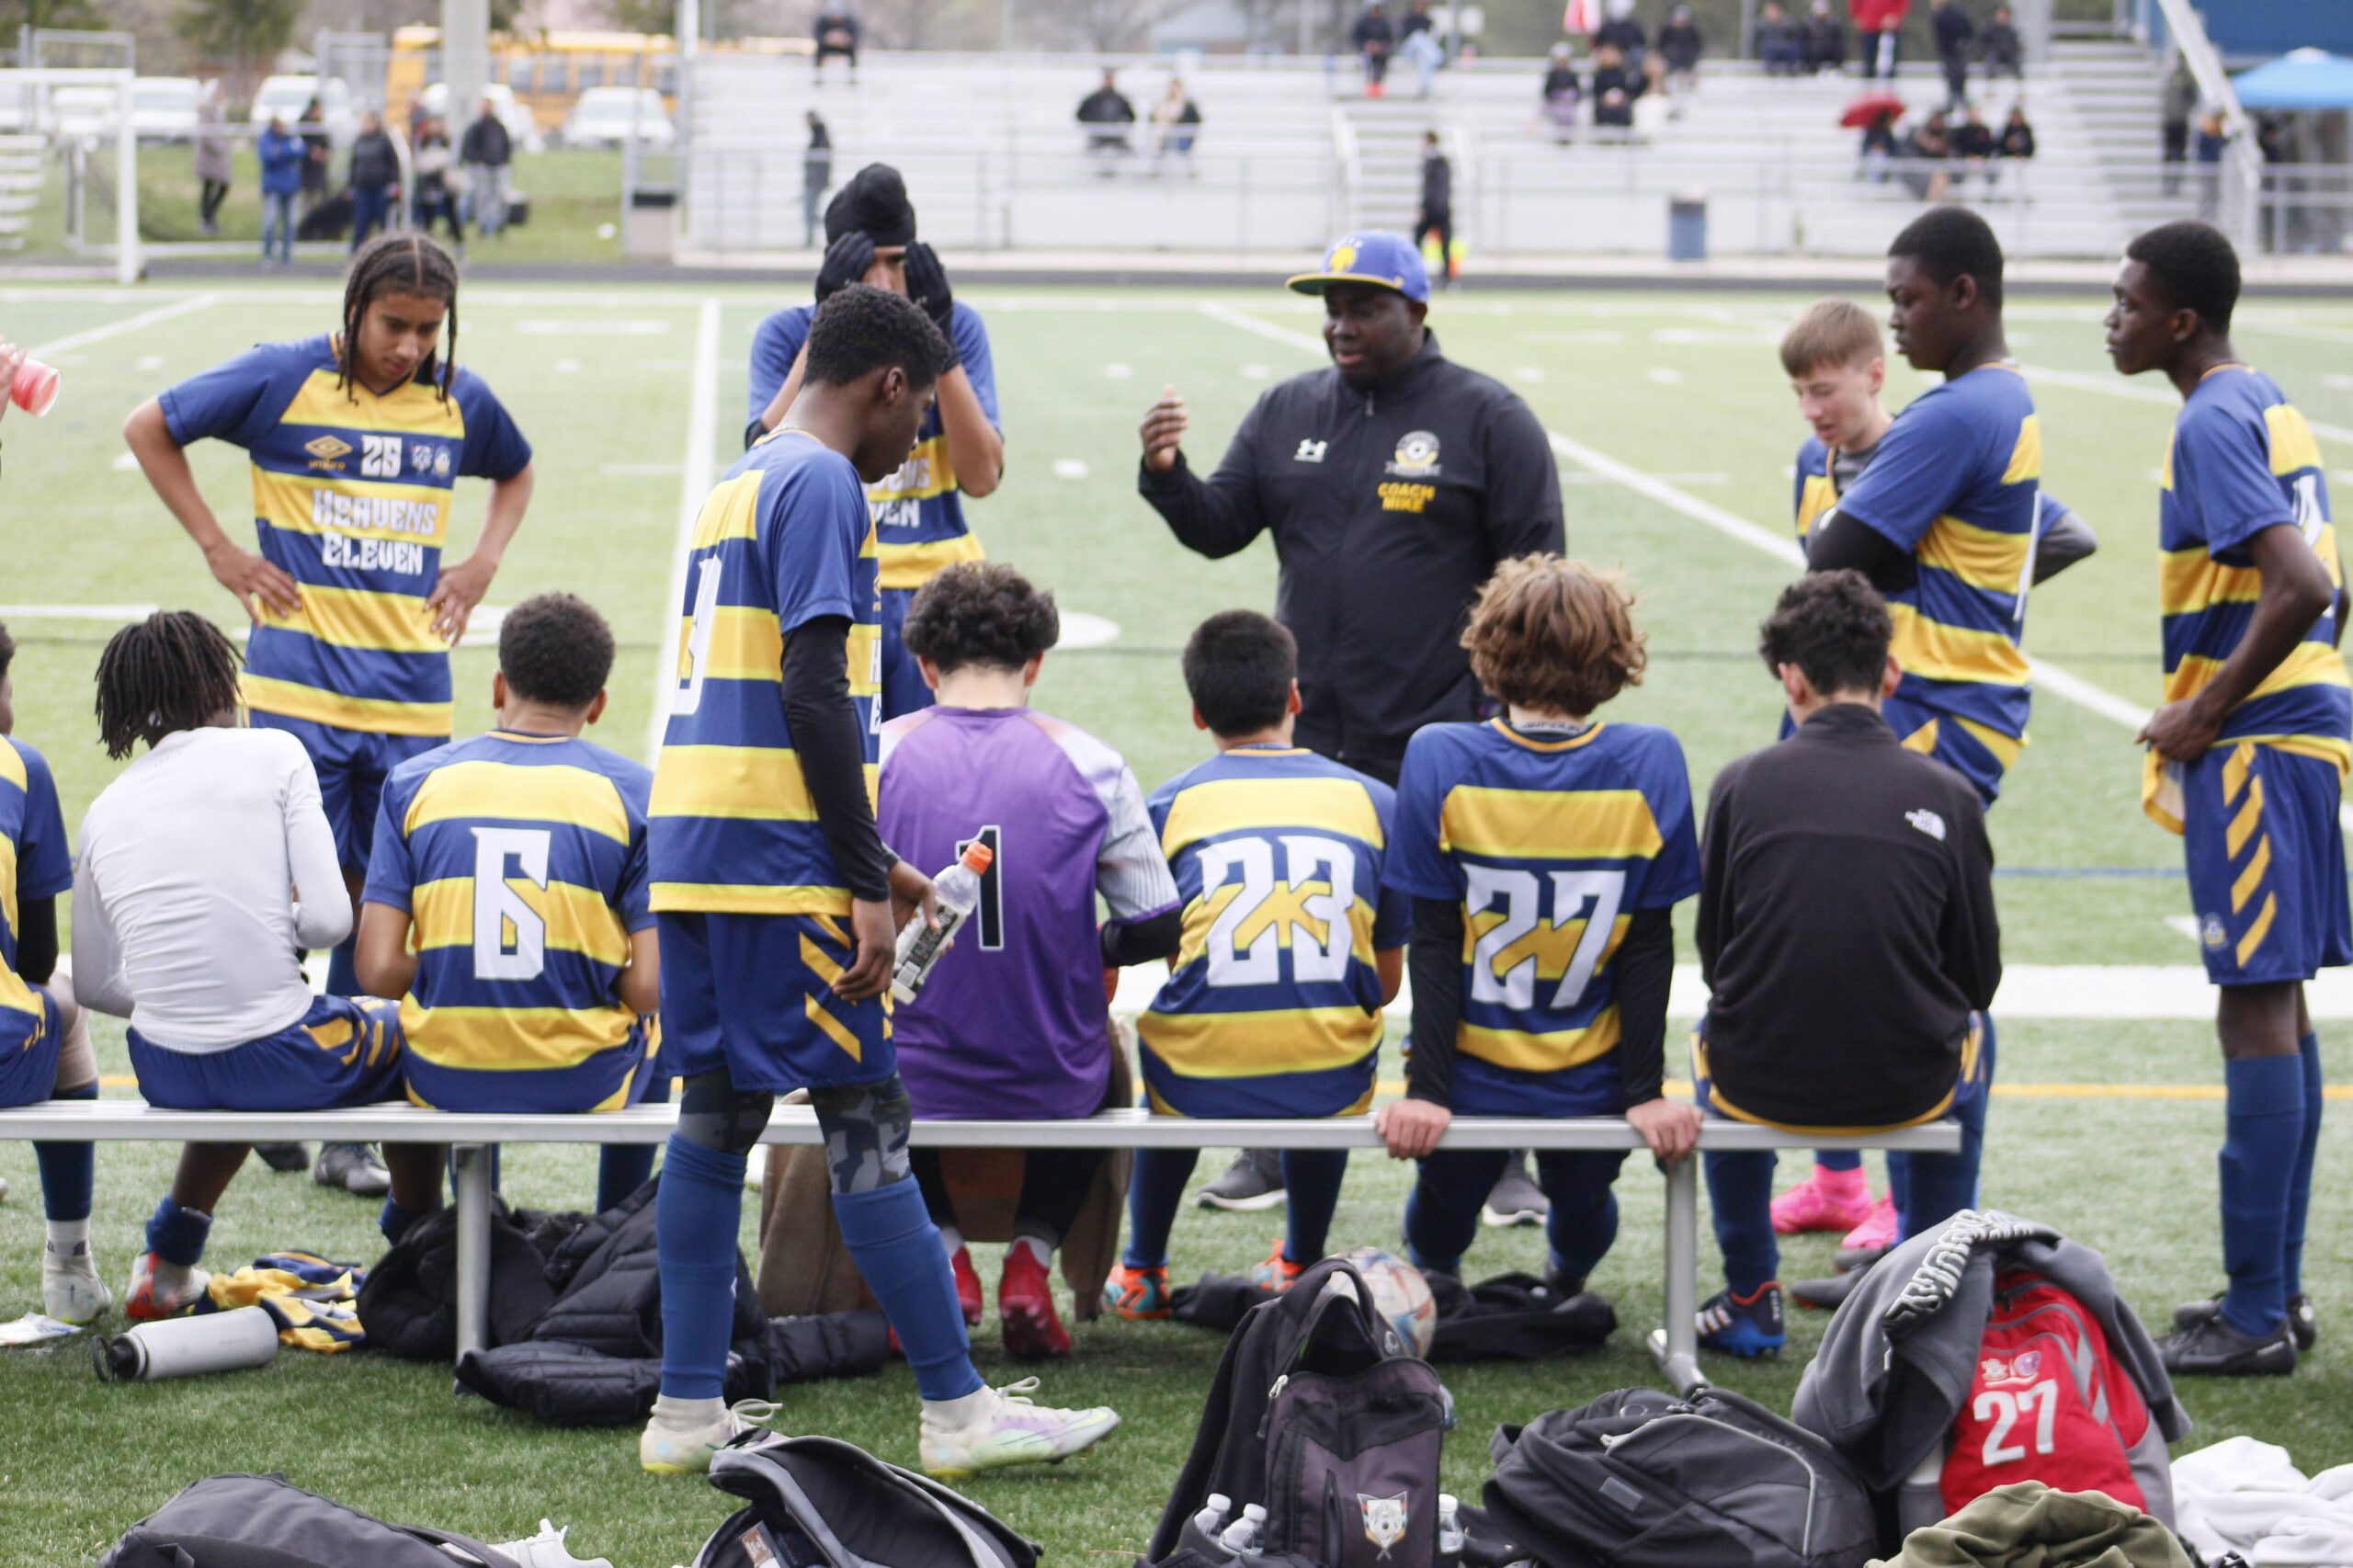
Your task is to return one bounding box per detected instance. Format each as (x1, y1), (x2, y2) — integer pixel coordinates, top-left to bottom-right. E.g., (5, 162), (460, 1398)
(1286, 233), (1430, 302)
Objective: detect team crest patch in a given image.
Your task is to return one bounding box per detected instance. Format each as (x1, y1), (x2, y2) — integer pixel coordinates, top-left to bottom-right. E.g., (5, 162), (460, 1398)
(1328, 241), (1359, 272)
(434, 448), (451, 478)
(1358, 1492), (1408, 1558)
(411, 441), (435, 472)
(1980, 1349), (2043, 1386)
(304, 435), (352, 460)
(2201, 913), (2227, 950)
(1388, 429), (1441, 476)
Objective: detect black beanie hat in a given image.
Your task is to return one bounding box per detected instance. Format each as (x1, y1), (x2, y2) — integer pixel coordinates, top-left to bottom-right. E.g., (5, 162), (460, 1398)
(824, 163), (916, 247)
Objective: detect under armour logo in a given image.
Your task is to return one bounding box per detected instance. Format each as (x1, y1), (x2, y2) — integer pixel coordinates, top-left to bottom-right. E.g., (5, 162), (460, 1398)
(1294, 438), (1327, 463)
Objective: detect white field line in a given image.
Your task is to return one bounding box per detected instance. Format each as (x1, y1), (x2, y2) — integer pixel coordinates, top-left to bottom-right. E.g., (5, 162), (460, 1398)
(27, 292), (218, 360)
(649, 298), (721, 757)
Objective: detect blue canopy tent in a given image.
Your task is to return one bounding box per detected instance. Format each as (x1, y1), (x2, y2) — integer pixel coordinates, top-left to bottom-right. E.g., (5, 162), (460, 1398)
(2234, 49), (2353, 112)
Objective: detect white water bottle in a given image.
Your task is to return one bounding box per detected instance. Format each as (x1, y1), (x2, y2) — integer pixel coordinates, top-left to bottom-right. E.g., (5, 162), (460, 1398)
(1438, 1494), (1465, 1558)
(892, 840), (993, 1004)
(1218, 1503), (1266, 1554)
(1190, 1493), (1232, 1542)
(95, 1305), (278, 1381)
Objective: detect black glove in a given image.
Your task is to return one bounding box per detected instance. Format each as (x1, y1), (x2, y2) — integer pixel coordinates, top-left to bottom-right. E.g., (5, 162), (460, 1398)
(901, 241), (961, 369)
(814, 230), (874, 304)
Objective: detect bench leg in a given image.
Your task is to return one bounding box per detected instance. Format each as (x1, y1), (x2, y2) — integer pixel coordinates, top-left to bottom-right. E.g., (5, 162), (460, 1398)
(1648, 1154), (1709, 1397)
(452, 1143), (493, 1362)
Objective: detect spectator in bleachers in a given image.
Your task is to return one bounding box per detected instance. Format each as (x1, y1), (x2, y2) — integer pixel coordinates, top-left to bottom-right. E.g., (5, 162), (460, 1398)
(1754, 1), (1805, 76)
(1977, 5), (2021, 78)
(1354, 2), (1397, 98)
(1658, 5), (1703, 98)
(1931, 0), (1973, 110)
(1415, 131), (1454, 285)
(2162, 62), (2196, 196)
(1399, 0), (1436, 46)
(1591, 41), (1644, 131)
(1851, 0), (1906, 83)
(2194, 110), (2227, 219)
(1803, 0), (1847, 74)
(346, 112), (401, 254)
(813, 4), (860, 81)
(1077, 70), (1138, 158)
(1900, 110), (1952, 199)
(1954, 102), (1995, 187)
(1859, 107), (1899, 182)
(1540, 44), (1583, 142)
(1401, 17), (1446, 97)
(1595, 3), (1646, 70)
(1151, 78), (1202, 163)
(803, 111), (833, 247)
(1997, 102), (2035, 161)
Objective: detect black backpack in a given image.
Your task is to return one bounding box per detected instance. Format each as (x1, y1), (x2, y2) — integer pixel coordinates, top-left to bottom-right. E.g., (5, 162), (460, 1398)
(99, 1472), (519, 1568)
(1149, 1256), (1452, 1568)
(1484, 1387), (1878, 1568)
(689, 1433), (1039, 1568)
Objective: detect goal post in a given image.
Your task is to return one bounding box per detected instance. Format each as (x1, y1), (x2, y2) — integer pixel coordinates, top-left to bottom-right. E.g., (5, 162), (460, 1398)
(0, 68), (139, 284)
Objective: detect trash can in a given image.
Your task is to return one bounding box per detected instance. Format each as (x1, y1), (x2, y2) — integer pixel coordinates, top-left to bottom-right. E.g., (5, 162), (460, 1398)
(1668, 191), (1708, 263)
(625, 187), (677, 261)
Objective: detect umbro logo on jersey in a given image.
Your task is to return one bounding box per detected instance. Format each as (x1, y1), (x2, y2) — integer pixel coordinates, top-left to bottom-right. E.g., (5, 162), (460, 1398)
(1294, 439), (1327, 463)
(1905, 808), (1947, 842)
(304, 435), (352, 460)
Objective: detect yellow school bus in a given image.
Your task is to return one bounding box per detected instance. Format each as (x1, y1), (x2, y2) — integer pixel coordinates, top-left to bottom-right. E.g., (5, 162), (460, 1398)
(386, 26), (811, 133)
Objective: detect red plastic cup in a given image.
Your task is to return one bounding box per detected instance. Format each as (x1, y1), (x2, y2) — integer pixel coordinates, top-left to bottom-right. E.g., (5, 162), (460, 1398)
(9, 358), (59, 418)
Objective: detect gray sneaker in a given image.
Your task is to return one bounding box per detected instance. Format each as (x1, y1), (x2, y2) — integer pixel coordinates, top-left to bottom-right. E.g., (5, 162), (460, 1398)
(313, 1142), (390, 1197)
(1480, 1153), (1549, 1227)
(1196, 1148), (1286, 1211)
(2160, 1311), (2298, 1376)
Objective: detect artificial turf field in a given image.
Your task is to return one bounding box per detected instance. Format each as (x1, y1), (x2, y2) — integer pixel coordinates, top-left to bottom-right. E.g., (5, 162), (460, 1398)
(3, 278), (2353, 1563)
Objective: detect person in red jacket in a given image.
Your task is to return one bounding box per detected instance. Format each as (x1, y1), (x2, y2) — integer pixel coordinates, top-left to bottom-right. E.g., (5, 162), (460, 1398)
(1851, 0), (1909, 81)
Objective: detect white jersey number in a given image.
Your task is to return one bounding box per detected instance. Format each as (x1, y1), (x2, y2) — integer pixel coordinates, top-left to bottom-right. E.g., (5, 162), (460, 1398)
(1464, 866), (1628, 1012)
(1199, 834), (1356, 988)
(360, 433), (402, 479)
(672, 556), (724, 718)
(1972, 1381), (2059, 1468)
(472, 826), (552, 982)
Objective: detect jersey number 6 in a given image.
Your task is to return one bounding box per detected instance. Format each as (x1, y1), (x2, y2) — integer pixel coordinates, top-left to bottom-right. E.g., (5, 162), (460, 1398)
(472, 825), (551, 982)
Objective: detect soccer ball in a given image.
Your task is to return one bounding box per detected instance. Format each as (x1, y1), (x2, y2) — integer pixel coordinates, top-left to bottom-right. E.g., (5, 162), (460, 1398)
(1327, 1246), (1438, 1358)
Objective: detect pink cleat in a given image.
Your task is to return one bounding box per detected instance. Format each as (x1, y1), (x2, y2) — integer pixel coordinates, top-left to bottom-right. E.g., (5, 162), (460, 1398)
(1769, 1167), (1877, 1236)
(1839, 1195), (1899, 1253)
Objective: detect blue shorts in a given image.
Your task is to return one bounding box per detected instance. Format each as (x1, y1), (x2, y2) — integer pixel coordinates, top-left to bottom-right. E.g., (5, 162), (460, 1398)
(0, 989), (63, 1108)
(878, 585), (935, 722)
(130, 995), (406, 1111)
(657, 911), (892, 1094)
(1692, 1013), (1991, 1133)
(404, 1016), (654, 1114)
(2182, 741), (2353, 986)
(250, 710), (444, 877)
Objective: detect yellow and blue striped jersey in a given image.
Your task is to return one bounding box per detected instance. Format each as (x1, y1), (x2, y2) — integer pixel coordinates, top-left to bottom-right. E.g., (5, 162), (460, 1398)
(1387, 719), (1700, 1115)
(2149, 364), (2350, 829)
(0, 736), (69, 1062)
(159, 335), (531, 738)
(1138, 745), (1412, 1119)
(1827, 365), (2041, 744)
(362, 730), (653, 1111)
(649, 429), (881, 915)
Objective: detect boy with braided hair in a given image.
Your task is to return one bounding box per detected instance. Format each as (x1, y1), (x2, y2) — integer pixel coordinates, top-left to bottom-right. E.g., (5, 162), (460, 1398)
(124, 233), (533, 1192)
(73, 613), (443, 1320)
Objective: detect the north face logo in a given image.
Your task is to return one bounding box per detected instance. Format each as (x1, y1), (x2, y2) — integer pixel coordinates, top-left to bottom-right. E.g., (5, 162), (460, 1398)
(1905, 808), (1947, 842)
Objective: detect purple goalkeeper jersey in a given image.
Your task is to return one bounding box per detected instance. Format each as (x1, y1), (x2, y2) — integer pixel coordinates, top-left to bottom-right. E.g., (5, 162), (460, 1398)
(878, 705), (1179, 1120)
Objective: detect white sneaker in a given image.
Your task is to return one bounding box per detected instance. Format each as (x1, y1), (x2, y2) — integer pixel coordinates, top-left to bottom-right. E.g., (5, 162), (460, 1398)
(918, 1377), (1120, 1480)
(41, 1242), (110, 1325)
(489, 1519), (615, 1568)
(638, 1398), (779, 1475)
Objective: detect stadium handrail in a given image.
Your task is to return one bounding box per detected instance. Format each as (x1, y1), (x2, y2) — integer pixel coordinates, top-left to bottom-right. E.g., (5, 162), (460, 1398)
(0, 1098), (1956, 1395)
(2145, 0), (2260, 251)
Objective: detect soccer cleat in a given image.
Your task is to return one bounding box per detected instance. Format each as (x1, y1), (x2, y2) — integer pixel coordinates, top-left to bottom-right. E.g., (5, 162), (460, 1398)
(2159, 1312), (2298, 1376)
(949, 1244), (984, 1328)
(313, 1142), (390, 1197)
(1834, 1241), (1893, 1275)
(1102, 1263), (1172, 1321)
(638, 1398), (779, 1475)
(125, 1253), (210, 1322)
(41, 1241), (111, 1325)
(1770, 1170), (1877, 1236)
(1838, 1194), (1900, 1253)
(918, 1377), (1120, 1479)
(1481, 1153), (1550, 1228)
(1247, 1241), (1304, 1293)
(2176, 1290), (2318, 1354)
(490, 1520), (615, 1568)
(253, 1142), (312, 1174)
(1697, 1284), (1787, 1358)
(999, 1245), (1072, 1359)
(1197, 1148), (1285, 1211)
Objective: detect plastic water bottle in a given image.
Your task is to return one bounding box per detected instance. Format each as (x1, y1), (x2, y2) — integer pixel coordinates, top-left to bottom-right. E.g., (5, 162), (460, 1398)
(891, 840), (993, 1004)
(1190, 1493), (1232, 1542)
(1438, 1494), (1465, 1558)
(1218, 1503), (1266, 1554)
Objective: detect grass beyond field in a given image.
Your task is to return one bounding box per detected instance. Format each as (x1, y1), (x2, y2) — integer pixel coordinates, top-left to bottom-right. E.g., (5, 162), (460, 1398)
(2, 280), (2350, 1565)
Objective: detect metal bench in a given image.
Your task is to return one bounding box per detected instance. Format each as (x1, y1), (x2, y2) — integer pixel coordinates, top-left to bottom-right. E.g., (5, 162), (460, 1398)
(0, 1100), (1958, 1392)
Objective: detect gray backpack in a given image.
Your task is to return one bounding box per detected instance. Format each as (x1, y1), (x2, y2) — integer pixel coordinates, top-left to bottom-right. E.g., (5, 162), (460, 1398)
(690, 1433), (1040, 1568)
(99, 1472), (520, 1568)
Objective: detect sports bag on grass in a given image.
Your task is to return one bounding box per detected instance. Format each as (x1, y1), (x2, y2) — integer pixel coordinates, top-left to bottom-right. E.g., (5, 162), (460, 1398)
(1483, 1386), (1877, 1568)
(99, 1471), (518, 1568)
(1149, 1256), (1451, 1568)
(689, 1432), (1039, 1568)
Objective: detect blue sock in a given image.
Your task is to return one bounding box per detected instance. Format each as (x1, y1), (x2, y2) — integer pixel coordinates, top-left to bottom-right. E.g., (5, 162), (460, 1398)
(324, 936), (361, 999)
(34, 1082), (97, 1222)
(1281, 1149), (1349, 1265)
(2220, 1053), (2304, 1337)
(380, 1197), (428, 1245)
(1813, 1149), (1863, 1176)
(1539, 1150), (1625, 1283)
(833, 1178), (982, 1403)
(655, 1133), (745, 1401)
(1123, 1148), (1198, 1270)
(145, 1195), (212, 1267)
(1705, 1150), (1779, 1296)
(2284, 1031), (2324, 1300)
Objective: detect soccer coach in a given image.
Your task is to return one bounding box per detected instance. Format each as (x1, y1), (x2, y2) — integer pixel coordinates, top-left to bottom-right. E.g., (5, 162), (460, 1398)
(1137, 233), (1563, 787)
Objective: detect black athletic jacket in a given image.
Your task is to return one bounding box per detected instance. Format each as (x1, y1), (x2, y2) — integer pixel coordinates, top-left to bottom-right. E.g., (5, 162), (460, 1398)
(1696, 702), (2001, 1129)
(1139, 333), (1562, 784)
